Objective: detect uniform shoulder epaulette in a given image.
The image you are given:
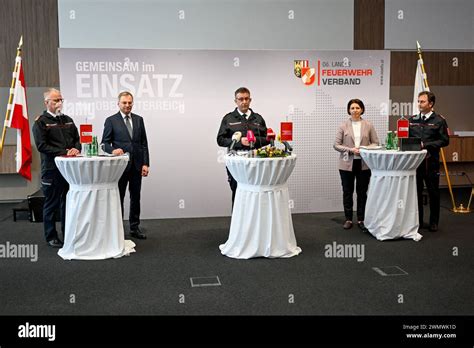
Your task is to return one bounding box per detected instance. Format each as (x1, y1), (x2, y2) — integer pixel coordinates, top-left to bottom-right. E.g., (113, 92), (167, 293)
(438, 114), (446, 120)
(34, 115), (42, 122)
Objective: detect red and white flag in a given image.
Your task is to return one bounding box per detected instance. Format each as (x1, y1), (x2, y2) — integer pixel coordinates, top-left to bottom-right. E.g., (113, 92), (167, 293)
(412, 58), (430, 115)
(5, 56), (32, 180)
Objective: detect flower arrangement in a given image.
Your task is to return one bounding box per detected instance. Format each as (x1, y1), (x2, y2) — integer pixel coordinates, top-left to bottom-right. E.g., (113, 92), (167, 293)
(256, 146), (288, 158)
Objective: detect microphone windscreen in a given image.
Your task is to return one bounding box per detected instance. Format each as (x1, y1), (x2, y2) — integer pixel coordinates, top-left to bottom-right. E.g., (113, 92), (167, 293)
(247, 130), (256, 143)
(232, 131), (242, 141)
(266, 128), (276, 140)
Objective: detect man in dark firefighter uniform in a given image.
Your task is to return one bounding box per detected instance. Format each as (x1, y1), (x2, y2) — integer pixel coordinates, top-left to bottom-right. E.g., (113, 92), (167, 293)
(409, 91), (449, 232)
(32, 88), (81, 247)
(217, 87), (269, 206)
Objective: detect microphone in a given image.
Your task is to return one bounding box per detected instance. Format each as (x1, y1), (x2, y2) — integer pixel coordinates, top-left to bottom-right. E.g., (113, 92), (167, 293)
(266, 128), (276, 147)
(282, 141), (293, 153)
(278, 133), (293, 154)
(251, 121), (262, 147)
(247, 130), (256, 149)
(56, 111), (64, 126)
(229, 131), (242, 152)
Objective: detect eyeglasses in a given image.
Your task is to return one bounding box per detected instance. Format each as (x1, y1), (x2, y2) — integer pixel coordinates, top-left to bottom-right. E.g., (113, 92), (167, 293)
(47, 98), (64, 103)
(236, 97), (250, 102)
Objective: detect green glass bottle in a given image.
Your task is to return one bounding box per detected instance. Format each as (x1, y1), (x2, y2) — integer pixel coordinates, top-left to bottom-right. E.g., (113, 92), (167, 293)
(86, 142), (92, 157)
(91, 136), (98, 156)
(385, 131), (393, 150)
(393, 131), (399, 150)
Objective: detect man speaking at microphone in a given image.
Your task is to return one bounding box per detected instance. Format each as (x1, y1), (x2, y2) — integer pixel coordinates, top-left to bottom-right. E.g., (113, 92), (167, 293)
(217, 87), (269, 206)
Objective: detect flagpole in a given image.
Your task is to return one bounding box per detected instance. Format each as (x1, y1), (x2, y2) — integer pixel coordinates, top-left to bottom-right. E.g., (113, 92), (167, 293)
(416, 41), (430, 91)
(417, 41), (457, 211)
(0, 36), (23, 156)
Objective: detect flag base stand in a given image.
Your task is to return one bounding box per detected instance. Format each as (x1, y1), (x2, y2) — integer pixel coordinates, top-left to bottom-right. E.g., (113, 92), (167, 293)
(452, 204), (471, 214)
(451, 188), (473, 214)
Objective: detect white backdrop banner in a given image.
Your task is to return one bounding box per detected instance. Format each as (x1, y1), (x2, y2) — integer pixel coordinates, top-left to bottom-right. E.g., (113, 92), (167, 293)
(58, 49), (390, 218)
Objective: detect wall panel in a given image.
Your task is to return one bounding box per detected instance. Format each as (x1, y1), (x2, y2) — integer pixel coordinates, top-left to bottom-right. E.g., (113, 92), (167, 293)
(0, 0), (59, 87)
(354, 0), (384, 49)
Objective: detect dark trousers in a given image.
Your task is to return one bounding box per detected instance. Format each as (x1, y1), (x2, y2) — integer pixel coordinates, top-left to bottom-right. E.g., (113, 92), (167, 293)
(41, 169), (68, 242)
(226, 167), (238, 208)
(416, 159), (440, 225)
(118, 166), (142, 230)
(339, 159), (371, 221)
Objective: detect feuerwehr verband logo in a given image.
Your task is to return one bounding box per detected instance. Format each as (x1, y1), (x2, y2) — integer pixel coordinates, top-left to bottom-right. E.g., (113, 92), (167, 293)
(294, 60), (315, 86)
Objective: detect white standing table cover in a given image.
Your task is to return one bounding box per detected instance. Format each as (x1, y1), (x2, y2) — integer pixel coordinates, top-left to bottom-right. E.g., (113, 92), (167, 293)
(221, 154), (301, 259)
(55, 155), (136, 260)
(360, 149), (427, 241)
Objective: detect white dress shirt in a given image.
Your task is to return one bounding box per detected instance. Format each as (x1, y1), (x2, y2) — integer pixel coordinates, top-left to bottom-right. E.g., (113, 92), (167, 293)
(352, 120), (362, 159)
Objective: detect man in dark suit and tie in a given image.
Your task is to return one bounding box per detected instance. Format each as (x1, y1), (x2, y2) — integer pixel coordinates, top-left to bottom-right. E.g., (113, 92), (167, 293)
(101, 91), (150, 239)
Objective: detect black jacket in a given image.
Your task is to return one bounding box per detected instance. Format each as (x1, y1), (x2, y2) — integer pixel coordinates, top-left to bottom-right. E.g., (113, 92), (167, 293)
(101, 112), (149, 171)
(217, 108), (269, 150)
(408, 111), (449, 164)
(32, 111), (81, 174)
